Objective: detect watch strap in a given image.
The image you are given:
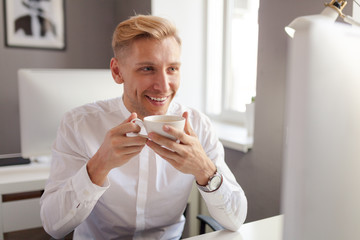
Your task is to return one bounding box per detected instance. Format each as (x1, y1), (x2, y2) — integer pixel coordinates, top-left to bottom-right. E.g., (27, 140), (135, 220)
(197, 170), (223, 193)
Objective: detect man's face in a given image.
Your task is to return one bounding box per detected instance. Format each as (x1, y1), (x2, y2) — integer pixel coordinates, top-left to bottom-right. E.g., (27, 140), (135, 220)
(111, 37), (181, 119)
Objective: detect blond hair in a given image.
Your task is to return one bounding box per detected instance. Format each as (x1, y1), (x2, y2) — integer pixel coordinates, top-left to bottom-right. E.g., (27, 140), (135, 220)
(112, 15), (181, 58)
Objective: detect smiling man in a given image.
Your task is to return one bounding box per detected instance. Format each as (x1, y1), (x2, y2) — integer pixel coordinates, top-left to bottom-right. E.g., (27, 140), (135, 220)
(40, 15), (247, 240)
(111, 35), (181, 119)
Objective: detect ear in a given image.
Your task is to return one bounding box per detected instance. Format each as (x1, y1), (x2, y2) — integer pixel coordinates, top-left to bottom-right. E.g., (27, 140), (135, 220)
(110, 58), (124, 84)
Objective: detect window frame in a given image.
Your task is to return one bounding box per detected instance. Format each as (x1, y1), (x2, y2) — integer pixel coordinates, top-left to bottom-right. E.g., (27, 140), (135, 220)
(205, 0), (258, 126)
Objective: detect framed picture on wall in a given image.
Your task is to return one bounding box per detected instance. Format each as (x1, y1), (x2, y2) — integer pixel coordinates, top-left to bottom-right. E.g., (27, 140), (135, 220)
(3, 0), (66, 50)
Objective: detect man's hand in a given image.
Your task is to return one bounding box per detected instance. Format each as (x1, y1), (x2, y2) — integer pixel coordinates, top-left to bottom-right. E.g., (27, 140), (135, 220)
(146, 112), (216, 185)
(87, 113), (147, 186)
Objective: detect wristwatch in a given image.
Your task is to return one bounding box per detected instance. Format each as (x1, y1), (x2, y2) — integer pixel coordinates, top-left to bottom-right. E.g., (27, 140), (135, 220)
(197, 170), (223, 192)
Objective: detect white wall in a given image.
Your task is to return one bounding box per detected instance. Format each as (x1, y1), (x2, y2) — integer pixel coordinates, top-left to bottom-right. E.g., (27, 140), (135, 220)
(0, 0), (118, 155)
(151, 0), (205, 112)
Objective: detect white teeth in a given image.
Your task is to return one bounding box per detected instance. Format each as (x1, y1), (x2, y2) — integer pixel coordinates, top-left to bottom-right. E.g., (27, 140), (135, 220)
(149, 96), (167, 102)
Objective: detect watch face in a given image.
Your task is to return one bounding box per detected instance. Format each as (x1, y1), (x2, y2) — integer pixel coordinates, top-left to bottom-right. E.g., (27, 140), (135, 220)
(209, 175), (222, 190)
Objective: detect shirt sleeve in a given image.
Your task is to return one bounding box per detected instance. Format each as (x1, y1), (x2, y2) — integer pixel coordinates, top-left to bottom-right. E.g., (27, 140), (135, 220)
(40, 112), (109, 239)
(197, 162), (248, 231)
(194, 112), (248, 231)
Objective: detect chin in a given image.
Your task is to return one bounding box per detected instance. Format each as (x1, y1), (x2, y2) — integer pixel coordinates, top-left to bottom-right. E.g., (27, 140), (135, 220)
(152, 107), (171, 115)
(149, 110), (167, 116)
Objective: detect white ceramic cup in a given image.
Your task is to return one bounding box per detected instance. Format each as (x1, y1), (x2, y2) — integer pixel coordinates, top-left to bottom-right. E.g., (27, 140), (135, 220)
(131, 115), (185, 140)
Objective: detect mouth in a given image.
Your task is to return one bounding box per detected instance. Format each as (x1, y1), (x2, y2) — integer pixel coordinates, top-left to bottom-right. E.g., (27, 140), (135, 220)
(145, 95), (169, 104)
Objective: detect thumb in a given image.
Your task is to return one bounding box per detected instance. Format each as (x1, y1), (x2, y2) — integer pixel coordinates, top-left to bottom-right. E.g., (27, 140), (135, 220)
(182, 111), (195, 136)
(124, 112), (138, 124)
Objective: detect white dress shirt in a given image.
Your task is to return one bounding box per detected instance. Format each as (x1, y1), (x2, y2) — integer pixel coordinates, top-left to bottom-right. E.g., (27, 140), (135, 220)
(40, 96), (247, 240)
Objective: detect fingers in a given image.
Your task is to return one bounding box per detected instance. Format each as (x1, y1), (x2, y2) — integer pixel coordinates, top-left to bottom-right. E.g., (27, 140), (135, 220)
(163, 125), (188, 145)
(145, 112), (212, 177)
(146, 112), (194, 150)
(182, 111), (196, 137)
(111, 132), (146, 148)
(147, 132), (187, 163)
(114, 145), (145, 156)
(126, 112), (138, 123)
(109, 112), (141, 136)
(90, 112), (147, 181)
(146, 139), (181, 165)
(123, 112), (141, 133)
(182, 111), (190, 135)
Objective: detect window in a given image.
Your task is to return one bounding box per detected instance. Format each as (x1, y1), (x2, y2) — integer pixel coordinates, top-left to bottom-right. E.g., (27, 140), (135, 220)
(206, 0), (259, 126)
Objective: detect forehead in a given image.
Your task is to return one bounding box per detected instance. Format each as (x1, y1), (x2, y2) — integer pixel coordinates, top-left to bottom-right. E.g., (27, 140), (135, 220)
(124, 37), (181, 64)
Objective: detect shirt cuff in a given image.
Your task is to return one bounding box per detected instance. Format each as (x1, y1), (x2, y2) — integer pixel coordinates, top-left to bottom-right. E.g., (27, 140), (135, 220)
(198, 174), (232, 206)
(71, 164), (109, 203)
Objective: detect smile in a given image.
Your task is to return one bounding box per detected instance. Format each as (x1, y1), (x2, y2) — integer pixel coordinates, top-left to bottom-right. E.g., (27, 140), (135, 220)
(147, 96), (168, 102)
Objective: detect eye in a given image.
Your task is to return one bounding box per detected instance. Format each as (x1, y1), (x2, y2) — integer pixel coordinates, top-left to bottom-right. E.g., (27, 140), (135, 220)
(168, 66), (179, 73)
(140, 66), (154, 72)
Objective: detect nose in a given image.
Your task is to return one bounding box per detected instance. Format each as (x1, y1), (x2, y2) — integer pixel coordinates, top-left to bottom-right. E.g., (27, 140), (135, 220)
(153, 70), (170, 92)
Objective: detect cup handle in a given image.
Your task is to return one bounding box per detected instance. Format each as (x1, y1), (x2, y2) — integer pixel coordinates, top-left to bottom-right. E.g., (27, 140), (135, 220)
(128, 118), (148, 138)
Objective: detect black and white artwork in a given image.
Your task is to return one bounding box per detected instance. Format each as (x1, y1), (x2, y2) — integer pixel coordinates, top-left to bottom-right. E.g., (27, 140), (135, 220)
(3, 0), (65, 50)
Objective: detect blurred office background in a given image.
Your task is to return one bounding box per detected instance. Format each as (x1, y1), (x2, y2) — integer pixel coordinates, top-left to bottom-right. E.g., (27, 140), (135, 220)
(0, 0), (354, 228)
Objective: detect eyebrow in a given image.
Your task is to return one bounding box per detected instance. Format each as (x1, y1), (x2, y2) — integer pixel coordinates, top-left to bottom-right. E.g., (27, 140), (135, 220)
(135, 62), (155, 66)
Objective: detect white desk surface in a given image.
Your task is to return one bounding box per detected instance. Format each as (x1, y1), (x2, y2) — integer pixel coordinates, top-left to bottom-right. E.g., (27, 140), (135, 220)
(184, 215), (283, 240)
(0, 161), (50, 194)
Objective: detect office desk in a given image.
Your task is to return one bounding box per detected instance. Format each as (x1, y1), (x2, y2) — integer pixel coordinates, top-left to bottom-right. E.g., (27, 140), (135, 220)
(0, 161), (201, 239)
(0, 161), (50, 240)
(184, 215), (283, 240)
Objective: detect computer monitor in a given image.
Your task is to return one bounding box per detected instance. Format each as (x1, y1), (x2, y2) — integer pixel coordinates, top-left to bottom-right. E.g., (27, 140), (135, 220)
(282, 20), (360, 239)
(18, 69), (123, 159)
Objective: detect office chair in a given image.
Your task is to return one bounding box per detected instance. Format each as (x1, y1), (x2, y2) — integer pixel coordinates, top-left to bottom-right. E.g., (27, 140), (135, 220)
(196, 214), (224, 234)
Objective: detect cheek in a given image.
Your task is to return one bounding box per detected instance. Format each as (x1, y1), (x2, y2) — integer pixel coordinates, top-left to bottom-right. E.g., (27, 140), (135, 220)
(123, 81), (138, 98)
(135, 80), (154, 98)
(123, 76), (143, 93)
(171, 77), (181, 91)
